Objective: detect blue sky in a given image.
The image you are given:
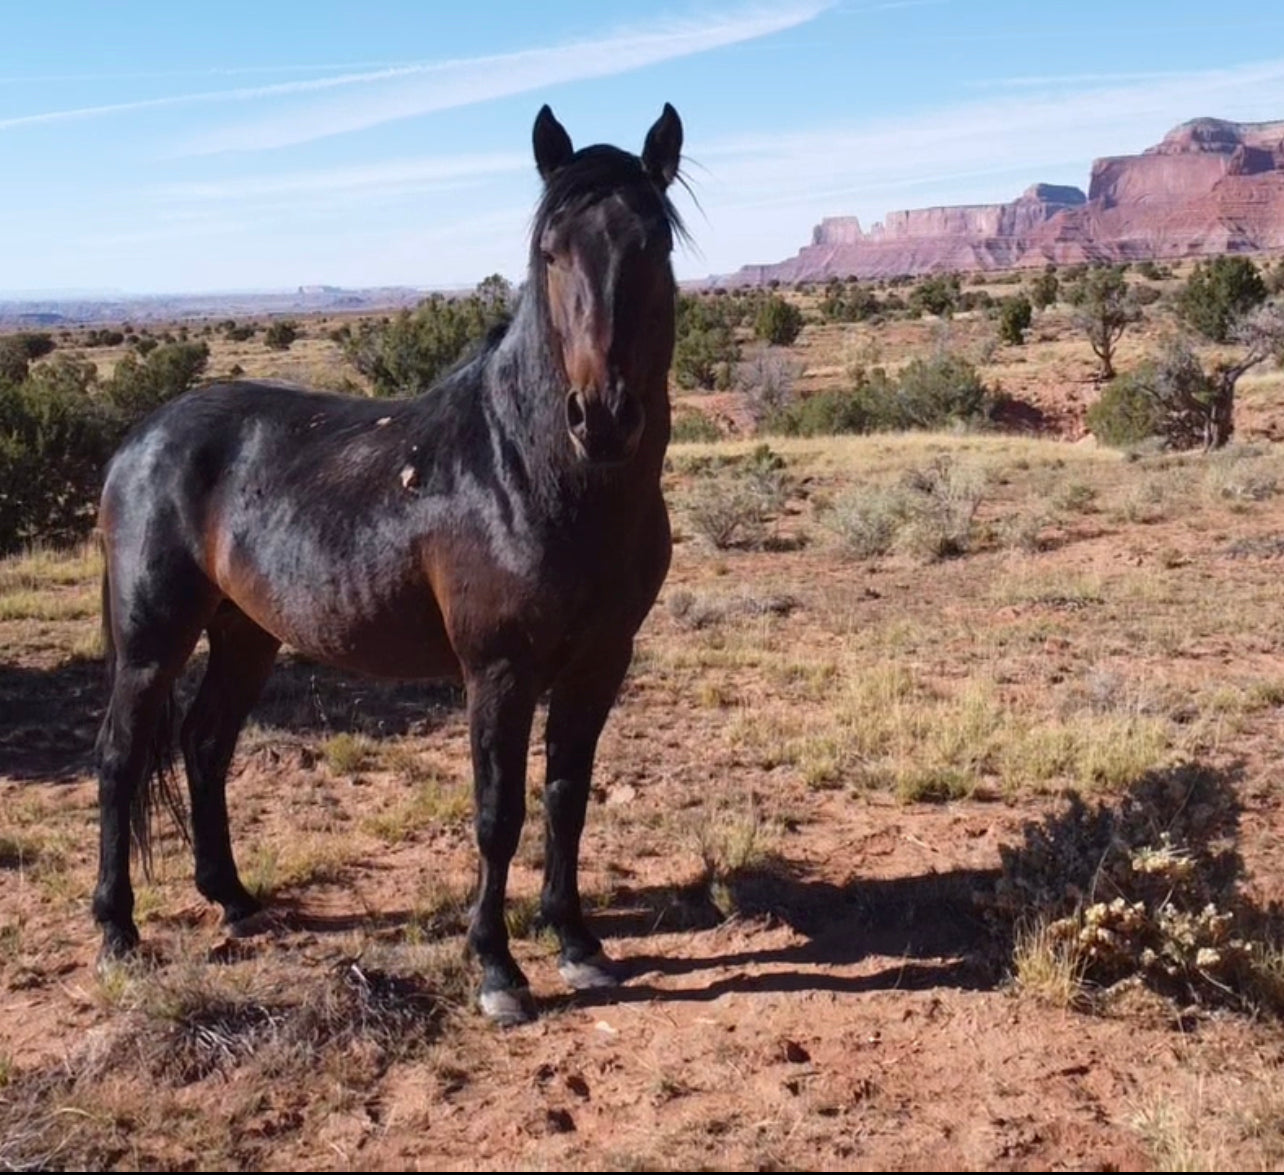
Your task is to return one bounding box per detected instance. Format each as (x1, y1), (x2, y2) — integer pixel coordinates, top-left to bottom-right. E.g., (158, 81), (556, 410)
(3, 0), (1283, 294)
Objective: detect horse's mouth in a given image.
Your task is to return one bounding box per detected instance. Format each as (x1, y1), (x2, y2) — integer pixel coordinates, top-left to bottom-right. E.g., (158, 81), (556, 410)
(567, 426), (641, 467)
(566, 397), (645, 467)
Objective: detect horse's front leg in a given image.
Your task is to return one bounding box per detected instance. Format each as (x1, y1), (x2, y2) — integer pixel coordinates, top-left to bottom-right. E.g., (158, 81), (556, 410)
(465, 660), (538, 1025)
(542, 640), (633, 991)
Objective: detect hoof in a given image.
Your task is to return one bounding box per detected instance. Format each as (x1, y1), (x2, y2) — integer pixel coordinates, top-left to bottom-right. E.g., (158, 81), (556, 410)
(559, 950), (623, 991)
(226, 908), (276, 939)
(95, 944), (130, 978)
(479, 986), (536, 1027)
(96, 938), (157, 977)
(96, 925), (140, 969)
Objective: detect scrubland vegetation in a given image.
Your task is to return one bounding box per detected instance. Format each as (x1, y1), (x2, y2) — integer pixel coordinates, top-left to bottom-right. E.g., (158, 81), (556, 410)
(4, 254), (1284, 1168)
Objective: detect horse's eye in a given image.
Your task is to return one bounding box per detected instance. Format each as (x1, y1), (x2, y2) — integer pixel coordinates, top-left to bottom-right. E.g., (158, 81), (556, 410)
(541, 249), (557, 267)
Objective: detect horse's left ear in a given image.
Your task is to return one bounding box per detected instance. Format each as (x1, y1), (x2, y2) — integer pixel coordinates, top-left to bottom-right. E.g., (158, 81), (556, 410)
(533, 105), (574, 182)
(642, 102), (683, 189)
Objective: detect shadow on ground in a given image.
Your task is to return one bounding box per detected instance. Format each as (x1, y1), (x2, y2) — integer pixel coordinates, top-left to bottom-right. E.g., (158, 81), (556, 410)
(0, 651), (465, 784)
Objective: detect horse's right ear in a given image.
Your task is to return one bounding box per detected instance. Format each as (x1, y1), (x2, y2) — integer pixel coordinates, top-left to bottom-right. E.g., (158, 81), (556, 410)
(533, 105), (574, 182)
(642, 102), (683, 189)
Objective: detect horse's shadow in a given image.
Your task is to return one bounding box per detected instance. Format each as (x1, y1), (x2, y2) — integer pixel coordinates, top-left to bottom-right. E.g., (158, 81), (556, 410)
(0, 656), (105, 783)
(574, 862), (1004, 1002)
(0, 652), (465, 784)
(193, 761), (1252, 1009)
(260, 860), (1004, 1001)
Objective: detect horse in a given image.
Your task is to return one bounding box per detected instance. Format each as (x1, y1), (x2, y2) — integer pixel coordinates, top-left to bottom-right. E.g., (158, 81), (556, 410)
(91, 102), (685, 1026)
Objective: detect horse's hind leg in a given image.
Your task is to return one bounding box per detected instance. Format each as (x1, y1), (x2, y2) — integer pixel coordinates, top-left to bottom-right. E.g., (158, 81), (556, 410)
(180, 604), (280, 930)
(541, 640), (633, 992)
(94, 663), (183, 957)
(93, 563), (217, 960)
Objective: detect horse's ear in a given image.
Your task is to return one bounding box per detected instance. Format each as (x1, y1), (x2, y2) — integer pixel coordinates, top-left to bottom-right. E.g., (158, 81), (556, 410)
(642, 102), (683, 189)
(533, 105), (574, 182)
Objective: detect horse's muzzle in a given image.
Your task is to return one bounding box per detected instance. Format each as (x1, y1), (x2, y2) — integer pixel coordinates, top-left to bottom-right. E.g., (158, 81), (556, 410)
(566, 387), (645, 465)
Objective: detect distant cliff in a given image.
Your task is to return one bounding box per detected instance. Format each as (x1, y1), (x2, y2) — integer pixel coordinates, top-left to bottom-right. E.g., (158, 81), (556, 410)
(727, 118), (1284, 284)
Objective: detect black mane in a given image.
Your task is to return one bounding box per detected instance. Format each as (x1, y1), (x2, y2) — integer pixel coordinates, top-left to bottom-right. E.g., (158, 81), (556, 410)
(532, 144), (688, 252)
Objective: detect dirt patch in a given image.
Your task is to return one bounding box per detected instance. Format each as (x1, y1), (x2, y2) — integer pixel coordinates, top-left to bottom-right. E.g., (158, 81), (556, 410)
(7, 433), (1284, 1169)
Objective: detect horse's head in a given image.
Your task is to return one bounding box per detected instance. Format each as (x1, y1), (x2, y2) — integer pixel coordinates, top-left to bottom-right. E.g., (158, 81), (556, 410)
(531, 103), (683, 467)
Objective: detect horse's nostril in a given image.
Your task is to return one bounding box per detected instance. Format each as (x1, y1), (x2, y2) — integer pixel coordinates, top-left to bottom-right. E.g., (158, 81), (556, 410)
(566, 390), (587, 433)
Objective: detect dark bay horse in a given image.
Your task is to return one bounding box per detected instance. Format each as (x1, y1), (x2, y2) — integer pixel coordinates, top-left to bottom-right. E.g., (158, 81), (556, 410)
(92, 103), (685, 1025)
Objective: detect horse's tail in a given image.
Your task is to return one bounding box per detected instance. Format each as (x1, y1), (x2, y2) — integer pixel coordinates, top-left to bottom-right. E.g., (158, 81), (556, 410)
(97, 540), (189, 878)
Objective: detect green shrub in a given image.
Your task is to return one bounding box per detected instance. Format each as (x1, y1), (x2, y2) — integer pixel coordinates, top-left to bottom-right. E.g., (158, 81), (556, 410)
(1177, 256), (1268, 342)
(0, 332), (56, 378)
(819, 279), (878, 323)
(997, 294), (1033, 345)
(672, 294), (740, 390)
(1087, 339), (1250, 451)
(1266, 259), (1284, 296)
(1086, 367), (1163, 448)
(908, 273), (960, 318)
(768, 384), (878, 437)
(768, 353), (993, 437)
(1027, 269), (1059, 311)
(0, 341), (32, 386)
(670, 410), (722, 443)
(890, 353), (993, 429)
(752, 295), (803, 346)
(1088, 348), (1215, 450)
(106, 341), (210, 418)
(263, 320), (299, 351)
(344, 283), (509, 397)
(957, 289), (994, 313)
(0, 359), (123, 551)
(0, 338), (214, 552)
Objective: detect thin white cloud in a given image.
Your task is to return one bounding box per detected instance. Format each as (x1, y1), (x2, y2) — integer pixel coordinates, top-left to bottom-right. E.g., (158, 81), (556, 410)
(0, 62), (449, 131)
(842, 0), (951, 11)
(156, 152), (527, 202)
(0, 3), (830, 142)
(0, 62), (406, 85)
(185, 2), (832, 154)
(965, 71), (1194, 89)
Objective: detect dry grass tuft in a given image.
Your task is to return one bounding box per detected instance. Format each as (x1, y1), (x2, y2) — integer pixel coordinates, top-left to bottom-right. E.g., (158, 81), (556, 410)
(0, 948), (469, 1170)
(1011, 918), (1089, 1009)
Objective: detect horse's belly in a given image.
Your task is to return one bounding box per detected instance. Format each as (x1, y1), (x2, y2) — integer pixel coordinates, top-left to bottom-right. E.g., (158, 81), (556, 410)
(214, 556), (461, 682)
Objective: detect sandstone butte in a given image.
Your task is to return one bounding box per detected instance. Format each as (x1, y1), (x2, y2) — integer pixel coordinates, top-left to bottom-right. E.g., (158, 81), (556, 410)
(726, 117), (1284, 285)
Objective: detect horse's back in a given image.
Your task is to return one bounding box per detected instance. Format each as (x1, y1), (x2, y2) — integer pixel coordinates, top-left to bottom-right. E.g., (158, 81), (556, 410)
(98, 381), (456, 669)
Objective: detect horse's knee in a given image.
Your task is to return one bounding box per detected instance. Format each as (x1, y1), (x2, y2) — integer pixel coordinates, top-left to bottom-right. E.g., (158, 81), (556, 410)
(474, 793), (525, 862)
(543, 775), (588, 824)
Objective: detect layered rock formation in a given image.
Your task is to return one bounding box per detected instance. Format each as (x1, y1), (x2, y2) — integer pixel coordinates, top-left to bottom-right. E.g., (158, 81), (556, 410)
(728, 118), (1284, 284)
